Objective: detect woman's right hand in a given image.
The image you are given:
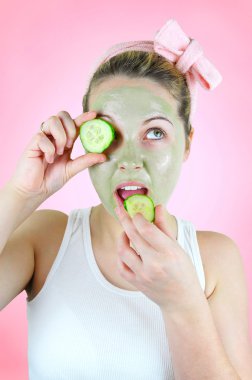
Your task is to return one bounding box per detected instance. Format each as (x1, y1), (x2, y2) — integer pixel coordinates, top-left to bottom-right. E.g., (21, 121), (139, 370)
(8, 110), (107, 202)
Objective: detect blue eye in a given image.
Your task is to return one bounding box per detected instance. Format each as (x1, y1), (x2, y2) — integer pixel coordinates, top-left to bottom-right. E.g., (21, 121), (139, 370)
(146, 128), (166, 140)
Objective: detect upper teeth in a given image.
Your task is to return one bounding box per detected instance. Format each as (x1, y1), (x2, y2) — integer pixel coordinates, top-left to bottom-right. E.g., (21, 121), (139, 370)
(120, 186), (143, 190)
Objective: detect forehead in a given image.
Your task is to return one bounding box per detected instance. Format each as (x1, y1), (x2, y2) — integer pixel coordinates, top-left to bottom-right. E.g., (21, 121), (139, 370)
(89, 76), (179, 118)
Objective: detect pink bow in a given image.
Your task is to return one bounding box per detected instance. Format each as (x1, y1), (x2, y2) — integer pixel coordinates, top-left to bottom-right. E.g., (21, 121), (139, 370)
(154, 19), (222, 90)
(92, 19), (223, 121)
(153, 19), (222, 117)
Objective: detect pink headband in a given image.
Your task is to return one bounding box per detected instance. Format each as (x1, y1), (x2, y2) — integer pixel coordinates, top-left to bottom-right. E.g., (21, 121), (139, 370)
(91, 19), (223, 123)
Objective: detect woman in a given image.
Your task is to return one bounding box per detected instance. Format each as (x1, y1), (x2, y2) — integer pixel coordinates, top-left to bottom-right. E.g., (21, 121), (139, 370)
(0, 19), (251, 379)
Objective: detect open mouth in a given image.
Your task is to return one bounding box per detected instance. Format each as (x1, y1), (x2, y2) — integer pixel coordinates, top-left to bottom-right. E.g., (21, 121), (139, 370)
(114, 186), (149, 206)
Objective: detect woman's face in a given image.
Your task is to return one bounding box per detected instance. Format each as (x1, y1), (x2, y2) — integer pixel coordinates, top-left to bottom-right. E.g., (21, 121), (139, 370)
(87, 76), (192, 219)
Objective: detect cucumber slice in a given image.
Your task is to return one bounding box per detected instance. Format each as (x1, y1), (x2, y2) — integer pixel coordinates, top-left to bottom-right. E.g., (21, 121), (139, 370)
(123, 194), (155, 223)
(79, 118), (116, 153)
(123, 194), (155, 255)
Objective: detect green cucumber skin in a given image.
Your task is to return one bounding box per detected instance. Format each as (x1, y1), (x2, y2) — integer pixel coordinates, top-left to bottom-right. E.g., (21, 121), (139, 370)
(79, 118), (116, 153)
(123, 194), (155, 223)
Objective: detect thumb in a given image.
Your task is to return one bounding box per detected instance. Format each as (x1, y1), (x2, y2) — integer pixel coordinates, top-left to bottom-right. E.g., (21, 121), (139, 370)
(66, 153), (106, 180)
(153, 204), (174, 240)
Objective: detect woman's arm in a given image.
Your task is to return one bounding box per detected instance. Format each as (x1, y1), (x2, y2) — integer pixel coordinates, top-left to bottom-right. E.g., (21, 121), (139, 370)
(161, 294), (241, 380)
(161, 233), (252, 380)
(0, 182), (42, 254)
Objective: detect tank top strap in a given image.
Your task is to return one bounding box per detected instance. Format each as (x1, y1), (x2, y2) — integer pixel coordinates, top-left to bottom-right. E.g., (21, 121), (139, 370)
(26, 208), (80, 306)
(175, 217), (206, 293)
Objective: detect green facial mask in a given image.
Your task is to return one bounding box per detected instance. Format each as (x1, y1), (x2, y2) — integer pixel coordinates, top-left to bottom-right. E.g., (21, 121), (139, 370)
(87, 77), (187, 221)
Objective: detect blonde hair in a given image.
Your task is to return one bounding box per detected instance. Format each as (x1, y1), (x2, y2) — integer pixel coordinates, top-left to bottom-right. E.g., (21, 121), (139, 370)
(82, 50), (192, 145)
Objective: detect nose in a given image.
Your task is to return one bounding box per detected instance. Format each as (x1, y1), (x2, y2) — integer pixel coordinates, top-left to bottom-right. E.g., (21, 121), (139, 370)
(117, 142), (143, 172)
(118, 159), (143, 171)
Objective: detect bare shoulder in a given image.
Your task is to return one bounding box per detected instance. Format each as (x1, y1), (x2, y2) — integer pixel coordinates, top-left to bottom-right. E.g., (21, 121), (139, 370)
(25, 209), (69, 298)
(196, 230), (240, 262)
(196, 230), (241, 298)
(31, 209), (69, 249)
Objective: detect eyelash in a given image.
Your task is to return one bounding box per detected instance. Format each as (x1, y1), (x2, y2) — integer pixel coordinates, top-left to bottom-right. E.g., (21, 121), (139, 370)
(113, 128), (166, 141)
(145, 128), (166, 140)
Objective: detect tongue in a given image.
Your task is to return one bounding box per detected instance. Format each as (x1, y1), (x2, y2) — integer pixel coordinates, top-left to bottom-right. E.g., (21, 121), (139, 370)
(118, 188), (147, 200)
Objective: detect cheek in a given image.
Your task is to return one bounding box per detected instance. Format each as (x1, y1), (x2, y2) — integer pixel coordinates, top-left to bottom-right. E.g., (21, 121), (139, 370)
(153, 154), (172, 173)
(147, 148), (184, 186)
(88, 165), (114, 193)
(88, 165), (107, 187)
(149, 157), (181, 183)
(150, 159), (183, 205)
(145, 149), (174, 174)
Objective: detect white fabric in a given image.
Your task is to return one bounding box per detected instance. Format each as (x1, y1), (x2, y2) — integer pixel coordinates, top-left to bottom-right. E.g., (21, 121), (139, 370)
(26, 207), (206, 379)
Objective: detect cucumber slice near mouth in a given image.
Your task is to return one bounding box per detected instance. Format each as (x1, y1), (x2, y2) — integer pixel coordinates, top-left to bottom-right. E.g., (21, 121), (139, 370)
(123, 194), (155, 223)
(79, 118), (116, 153)
(123, 194), (155, 255)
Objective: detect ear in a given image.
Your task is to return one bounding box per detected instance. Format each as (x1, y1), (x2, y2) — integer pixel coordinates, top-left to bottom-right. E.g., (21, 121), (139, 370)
(183, 127), (194, 162)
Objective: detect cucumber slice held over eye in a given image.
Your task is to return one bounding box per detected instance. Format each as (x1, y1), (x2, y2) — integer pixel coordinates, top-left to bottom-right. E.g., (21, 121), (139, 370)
(123, 194), (155, 223)
(79, 118), (116, 153)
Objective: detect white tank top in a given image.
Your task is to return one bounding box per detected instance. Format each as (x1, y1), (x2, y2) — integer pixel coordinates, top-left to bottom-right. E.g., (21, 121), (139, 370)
(26, 207), (206, 380)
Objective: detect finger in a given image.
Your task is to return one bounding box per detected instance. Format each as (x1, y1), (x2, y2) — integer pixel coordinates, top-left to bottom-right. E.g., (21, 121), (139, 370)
(41, 116), (67, 155)
(74, 110), (97, 128)
(115, 205), (157, 261)
(117, 256), (136, 283)
(57, 110), (77, 148)
(36, 133), (56, 163)
(65, 151), (106, 180)
(117, 231), (143, 274)
(131, 207), (176, 255)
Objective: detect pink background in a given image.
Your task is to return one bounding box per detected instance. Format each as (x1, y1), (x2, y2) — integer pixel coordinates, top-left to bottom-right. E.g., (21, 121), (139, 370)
(0, 0), (251, 378)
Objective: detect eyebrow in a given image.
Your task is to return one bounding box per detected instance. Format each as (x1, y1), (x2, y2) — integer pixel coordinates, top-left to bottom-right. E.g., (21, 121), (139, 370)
(97, 113), (174, 127)
(143, 116), (173, 126)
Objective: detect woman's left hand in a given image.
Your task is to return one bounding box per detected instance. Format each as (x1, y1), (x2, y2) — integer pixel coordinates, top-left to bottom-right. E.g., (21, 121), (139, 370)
(115, 202), (204, 314)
